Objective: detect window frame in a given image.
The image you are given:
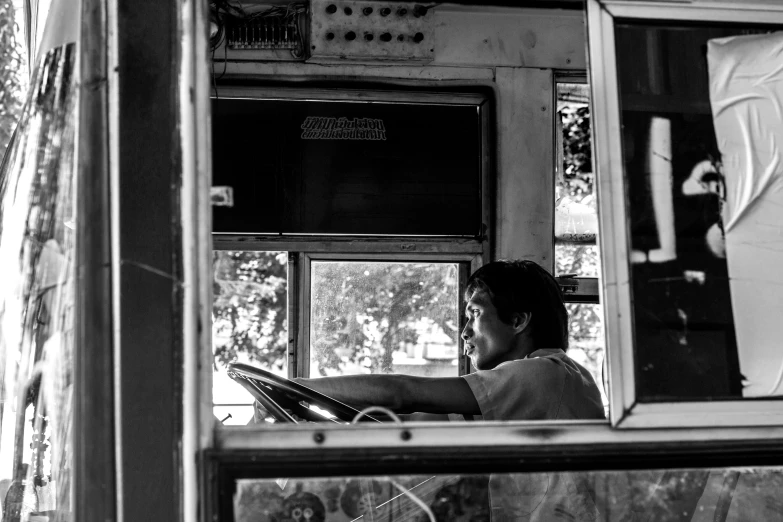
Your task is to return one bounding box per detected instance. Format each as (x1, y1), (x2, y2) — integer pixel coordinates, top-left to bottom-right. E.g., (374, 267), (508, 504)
(210, 86), (492, 239)
(199, 4), (783, 519)
(212, 238), (486, 379)
(208, 422), (783, 522)
(587, 0), (783, 428)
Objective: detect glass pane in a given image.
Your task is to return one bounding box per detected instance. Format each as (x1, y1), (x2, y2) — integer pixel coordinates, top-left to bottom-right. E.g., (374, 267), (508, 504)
(212, 251), (288, 424)
(0, 44), (77, 520)
(556, 82), (600, 278)
(230, 467), (783, 522)
(212, 97), (483, 236)
(310, 262), (459, 377)
(567, 303), (607, 413)
(556, 243), (600, 278)
(614, 22), (783, 401)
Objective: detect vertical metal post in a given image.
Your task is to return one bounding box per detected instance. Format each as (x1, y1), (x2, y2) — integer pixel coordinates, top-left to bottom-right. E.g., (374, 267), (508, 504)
(74, 0), (116, 519)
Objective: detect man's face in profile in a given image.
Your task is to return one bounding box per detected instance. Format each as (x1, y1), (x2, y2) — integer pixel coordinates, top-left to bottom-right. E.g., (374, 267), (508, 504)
(462, 290), (518, 370)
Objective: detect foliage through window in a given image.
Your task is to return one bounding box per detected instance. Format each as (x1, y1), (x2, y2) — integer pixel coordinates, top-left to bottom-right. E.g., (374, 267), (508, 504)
(555, 81), (605, 407)
(212, 251), (287, 424)
(310, 261), (459, 377)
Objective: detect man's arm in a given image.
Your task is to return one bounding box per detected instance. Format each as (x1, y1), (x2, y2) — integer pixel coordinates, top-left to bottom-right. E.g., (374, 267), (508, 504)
(293, 374), (480, 416)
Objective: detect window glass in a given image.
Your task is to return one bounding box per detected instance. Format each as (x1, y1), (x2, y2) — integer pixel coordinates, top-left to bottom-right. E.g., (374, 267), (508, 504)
(567, 303), (607, 411)
(555, 82), (599, 278)
(213, 251), (287, 425)
(556, 243), (599, 278)
(555, 82), (605, 409)
(229, 467), (783, 522)
(212, 96), (483, 236)
(0, 44), (77, 519)
(310, 261), (459, 377)
(614, 22), (782, 401)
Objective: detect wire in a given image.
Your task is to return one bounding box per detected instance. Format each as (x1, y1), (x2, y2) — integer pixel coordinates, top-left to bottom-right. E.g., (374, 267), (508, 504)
(351, 406), (402, 424)
(210, 0), (306, 57)
(389, 479), (436, 522)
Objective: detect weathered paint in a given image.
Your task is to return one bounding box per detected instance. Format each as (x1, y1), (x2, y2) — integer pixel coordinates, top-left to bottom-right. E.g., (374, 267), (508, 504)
(494, 67), (555, 268)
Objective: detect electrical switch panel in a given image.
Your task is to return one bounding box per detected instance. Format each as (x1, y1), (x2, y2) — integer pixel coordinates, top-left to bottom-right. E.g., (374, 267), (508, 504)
(309, 0), (434, 63)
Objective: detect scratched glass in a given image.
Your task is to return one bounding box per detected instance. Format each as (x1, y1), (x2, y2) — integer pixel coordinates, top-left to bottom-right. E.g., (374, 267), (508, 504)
(615, 22), (783, 401)
(212, 250), (288, 425)
(229, 467), (783, 522)
(0, 44), (77, 521)
(310, 261), (460, 378)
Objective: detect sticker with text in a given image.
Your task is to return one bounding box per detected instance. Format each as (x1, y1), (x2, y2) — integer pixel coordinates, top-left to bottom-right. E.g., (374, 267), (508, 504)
(301, 116), (386, 140)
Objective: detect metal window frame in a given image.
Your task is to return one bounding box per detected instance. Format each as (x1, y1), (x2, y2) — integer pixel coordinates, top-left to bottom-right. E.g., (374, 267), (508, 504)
(212, 238), (484, 380)
(210, 86), (492, 241)
(207, 422), (783, 522)
(587, 0), (783, 428)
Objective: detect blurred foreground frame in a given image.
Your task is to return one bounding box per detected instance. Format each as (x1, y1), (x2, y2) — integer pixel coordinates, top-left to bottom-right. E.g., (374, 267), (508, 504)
(0, 43), (78, 520)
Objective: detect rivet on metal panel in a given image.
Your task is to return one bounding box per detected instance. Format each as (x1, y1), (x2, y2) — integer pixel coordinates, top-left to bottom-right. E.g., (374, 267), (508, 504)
(363, 7), (373, 15)
(401, 430), (412, 441)
(397, 8), (407, 16)
(326, 32), (335, 41)
(345, 31), (356, 41)
(397, 34), (404, 42)
(380, 7), (391, 16)
(413, 32), (424, 43)
(326, 3), (336, 14)
(364, 33), (374, 41)
(314, 432), (325, 443)
(380, 32), (392, 42)
(344, 6), (353, 15)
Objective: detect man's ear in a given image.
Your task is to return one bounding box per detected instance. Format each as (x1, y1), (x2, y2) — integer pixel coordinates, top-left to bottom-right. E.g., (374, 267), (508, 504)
(511, 312), (532, 334)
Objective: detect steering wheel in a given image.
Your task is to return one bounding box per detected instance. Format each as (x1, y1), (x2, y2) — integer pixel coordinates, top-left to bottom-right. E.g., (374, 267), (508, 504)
(227, 363), (383, 424)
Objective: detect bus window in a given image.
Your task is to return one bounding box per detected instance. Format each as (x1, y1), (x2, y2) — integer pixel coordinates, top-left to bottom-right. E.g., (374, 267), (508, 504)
(588, 0), (783, 427)
(555, 81), (599, 278)
(224, 467), (783, 522)
(554, 80), (606, 410)
(309, 260), (459, 378)
(213, 250), (288, 425)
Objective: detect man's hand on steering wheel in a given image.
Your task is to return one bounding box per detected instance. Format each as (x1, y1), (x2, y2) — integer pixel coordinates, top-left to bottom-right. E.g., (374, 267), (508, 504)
(228, 363), (383, 424)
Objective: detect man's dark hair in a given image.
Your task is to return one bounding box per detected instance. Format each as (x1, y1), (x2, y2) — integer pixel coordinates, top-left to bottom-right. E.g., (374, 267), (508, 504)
(464, 260), (569, 349)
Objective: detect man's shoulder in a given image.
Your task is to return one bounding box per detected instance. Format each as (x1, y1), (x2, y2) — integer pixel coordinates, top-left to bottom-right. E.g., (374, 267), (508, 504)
(497, 349), (569, 368)
(497, 349), (586, 378)
(490, 351), (568, 377)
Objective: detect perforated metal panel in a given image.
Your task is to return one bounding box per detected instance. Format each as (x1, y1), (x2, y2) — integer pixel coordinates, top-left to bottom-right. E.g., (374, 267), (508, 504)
(309, 0), (434, 63)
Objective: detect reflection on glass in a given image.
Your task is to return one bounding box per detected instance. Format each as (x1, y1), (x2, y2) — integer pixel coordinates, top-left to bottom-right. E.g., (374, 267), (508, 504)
(615, 22), (781, 401)
(0, 44), (77, 521)
(231, 467), (783, 522)
(212, 251), (287, 424)
(310, 262), (459, 377)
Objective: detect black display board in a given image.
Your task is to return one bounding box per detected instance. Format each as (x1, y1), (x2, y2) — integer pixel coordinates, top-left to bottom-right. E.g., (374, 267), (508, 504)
(212, 95), (484, 236)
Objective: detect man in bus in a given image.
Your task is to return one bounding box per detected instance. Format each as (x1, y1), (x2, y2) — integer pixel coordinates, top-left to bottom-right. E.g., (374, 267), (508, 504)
(293, 259), (606, 423)
(282, 260), (607, 520)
